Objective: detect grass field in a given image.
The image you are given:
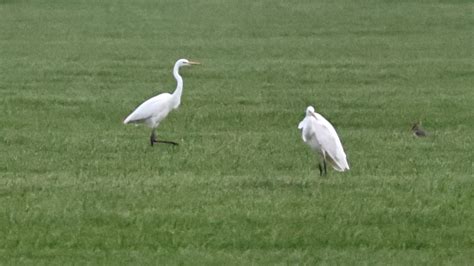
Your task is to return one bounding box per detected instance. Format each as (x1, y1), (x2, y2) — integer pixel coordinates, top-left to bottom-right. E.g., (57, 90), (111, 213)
(1, 0), (473, 264)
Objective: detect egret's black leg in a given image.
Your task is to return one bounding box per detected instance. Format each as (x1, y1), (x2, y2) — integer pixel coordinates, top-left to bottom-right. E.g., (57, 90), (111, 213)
(150, 129), (179, 146)
(156, 140), (179, 146)
(318, 163), (323, 176)
(150, 129), (157, 146)
(323, 160), (327, 176)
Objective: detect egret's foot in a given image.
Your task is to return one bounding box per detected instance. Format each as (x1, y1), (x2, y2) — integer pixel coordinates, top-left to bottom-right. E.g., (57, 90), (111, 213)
(150, 138), (178, 146)
(156, 140), (179, 146)
(149, 130), (178, 146)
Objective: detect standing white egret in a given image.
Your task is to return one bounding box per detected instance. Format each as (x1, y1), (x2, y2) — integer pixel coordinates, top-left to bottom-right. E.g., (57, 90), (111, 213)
(298, 106), (350, 175)
(123, 58), (200, 146)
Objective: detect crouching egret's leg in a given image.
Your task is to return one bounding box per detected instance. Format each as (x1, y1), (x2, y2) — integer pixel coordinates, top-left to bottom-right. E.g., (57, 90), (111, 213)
(318, 161), (327, 176)
(323, 160), (327, 176)
(318, 152), (328, 176)
(150, 129), (178, 146)
(318, 163), (323, 176)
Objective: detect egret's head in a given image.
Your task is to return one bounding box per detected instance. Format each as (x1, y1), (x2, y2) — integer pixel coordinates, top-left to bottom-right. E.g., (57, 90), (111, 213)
(306, 106), (315, 116)
(176, 58), (200, 67)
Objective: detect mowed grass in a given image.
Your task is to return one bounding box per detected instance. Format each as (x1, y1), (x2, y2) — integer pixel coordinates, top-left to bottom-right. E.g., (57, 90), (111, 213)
(1, 0), (473, 264)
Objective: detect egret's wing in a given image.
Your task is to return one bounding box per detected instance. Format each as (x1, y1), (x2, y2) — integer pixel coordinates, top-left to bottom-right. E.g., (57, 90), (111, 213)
(313, 114), (350, 171)
(298, 117), (316, 142)
(298, 118), (307, 141)
(298, 118), (306, 130)
(124, 93), (171, 124)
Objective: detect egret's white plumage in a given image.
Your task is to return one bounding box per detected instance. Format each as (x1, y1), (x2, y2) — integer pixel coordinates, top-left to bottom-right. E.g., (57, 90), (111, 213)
(298, 106), (349, 175)
(123, 91), (176, 127)
(124, 58), (199, 146)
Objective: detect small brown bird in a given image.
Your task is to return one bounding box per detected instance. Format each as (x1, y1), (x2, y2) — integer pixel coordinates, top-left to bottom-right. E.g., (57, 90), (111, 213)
(412, 121), (428, 137)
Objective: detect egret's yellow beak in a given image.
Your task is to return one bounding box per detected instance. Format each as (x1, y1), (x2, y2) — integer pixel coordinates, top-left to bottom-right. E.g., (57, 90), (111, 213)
(188, 61), (200, 65)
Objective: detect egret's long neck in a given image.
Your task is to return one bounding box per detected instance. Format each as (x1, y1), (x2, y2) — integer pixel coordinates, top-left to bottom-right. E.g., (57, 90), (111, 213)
(171, 64), (183, 108)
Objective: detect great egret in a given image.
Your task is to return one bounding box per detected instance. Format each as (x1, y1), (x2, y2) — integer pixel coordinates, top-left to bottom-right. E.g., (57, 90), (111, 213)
(123, 58), (200, 146)
(298, 106), (350, 176)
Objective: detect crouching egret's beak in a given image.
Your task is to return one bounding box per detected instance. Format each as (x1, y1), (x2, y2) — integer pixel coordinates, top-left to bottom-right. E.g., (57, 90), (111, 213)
(188, 61), (200, 65)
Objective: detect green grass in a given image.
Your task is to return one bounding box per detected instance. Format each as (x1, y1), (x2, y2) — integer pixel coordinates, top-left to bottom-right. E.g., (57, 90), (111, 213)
(1, 0), (473, 264)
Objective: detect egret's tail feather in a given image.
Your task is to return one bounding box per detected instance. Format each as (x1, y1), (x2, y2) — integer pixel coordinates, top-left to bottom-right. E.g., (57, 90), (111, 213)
(327, 155), (350, 172)
(123, 114), (139, 124)
(331, 163), (350, 172)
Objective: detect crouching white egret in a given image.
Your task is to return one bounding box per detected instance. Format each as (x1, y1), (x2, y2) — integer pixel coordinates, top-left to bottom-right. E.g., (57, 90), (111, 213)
(298, 106), (350, 176)
(123, 58), (200, 146)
